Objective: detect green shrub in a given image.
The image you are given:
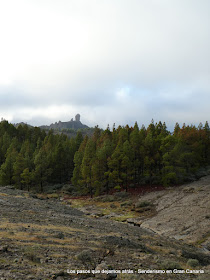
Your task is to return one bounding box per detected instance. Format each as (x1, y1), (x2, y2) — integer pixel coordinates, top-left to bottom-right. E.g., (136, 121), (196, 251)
(102, 195), (115, 202)
(24, 247), (41, 263)
(113, 191), (130, 201)
(114, 185), (121, 191)
(161, 260), (182, 270)
(135, 206), (152, 212)
(187, 259), (199, 268)
(110, 203), (117, 208)
(120, 201), (132, 207)
(135, 201), (151, 208)
(61, 184), (75, 193)
(45, 184), (63, 194)
(54, 232), (65, 239)
(76, 249), (93, 264)
(162, 171), (177, 186)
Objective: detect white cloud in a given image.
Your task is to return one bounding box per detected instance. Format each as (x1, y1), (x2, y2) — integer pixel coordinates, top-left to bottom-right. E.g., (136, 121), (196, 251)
(0, 0), (209, 128)
(116, 87), (131, 102)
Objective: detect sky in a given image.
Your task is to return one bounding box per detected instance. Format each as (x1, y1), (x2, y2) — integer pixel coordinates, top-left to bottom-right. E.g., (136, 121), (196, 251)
(0, 0), (209, 130)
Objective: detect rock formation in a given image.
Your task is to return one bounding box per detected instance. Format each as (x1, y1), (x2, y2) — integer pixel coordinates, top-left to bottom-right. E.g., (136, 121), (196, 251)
(39, 114), (88, 131)
(75, 114), (80, 122)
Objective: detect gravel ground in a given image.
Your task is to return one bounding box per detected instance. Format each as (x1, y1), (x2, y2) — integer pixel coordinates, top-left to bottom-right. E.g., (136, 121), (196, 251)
(0, 181), (209, 280)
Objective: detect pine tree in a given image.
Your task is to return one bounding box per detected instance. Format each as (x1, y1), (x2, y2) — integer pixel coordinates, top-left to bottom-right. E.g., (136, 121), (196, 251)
(107, 142), (123, 190)
(0, 145), (18, 185)
(52, 141), (66, 184)
(130, 122), (140, 185)
(121, 140), (134, 191)
(33, 145), (52, 192)
(13, 153), (26, 189)
(21, 168), (32, 191)
(81, 138), (96, 197)
(92, 138), (113, 195)
(72, 136), (88, 190)
(160, 135), (178, 186)
(75, 131), (84, 150)
(144, 131), (155, 186)
(204, 121), (210, 164)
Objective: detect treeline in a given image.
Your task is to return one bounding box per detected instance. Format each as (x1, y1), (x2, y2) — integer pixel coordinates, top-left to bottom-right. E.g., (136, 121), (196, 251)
(0, 120), (209, 195)
(72, 121), (210, 196)
(0, 120), (83, 191)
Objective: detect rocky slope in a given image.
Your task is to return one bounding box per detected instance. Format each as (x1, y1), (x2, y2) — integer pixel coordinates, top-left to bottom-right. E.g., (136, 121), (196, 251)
(0, 177), (210, 279)
(138, 175), (210, 245)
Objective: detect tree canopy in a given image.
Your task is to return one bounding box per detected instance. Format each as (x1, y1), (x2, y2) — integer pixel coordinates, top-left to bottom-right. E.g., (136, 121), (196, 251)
(0, 120), (209, 195)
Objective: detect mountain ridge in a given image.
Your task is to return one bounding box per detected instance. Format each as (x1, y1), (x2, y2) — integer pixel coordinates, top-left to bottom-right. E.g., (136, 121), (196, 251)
(14, 113), (90, 131)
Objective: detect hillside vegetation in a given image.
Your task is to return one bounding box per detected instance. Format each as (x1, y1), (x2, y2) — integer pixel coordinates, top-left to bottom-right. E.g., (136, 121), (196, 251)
(0, 120), (209, 196)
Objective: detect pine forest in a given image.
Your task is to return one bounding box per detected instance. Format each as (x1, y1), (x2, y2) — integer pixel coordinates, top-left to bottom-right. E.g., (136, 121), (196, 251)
(0, 120), (209, 196)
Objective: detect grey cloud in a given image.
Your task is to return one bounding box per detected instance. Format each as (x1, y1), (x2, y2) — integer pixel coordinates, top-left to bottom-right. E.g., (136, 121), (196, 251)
(0, 0), (209, 128)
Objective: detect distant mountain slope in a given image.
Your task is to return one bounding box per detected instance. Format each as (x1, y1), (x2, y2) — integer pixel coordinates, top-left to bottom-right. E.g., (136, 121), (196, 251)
(13, 114), (94, 138)
(39, 114), (89, 130)
(13, 122), (33, 128)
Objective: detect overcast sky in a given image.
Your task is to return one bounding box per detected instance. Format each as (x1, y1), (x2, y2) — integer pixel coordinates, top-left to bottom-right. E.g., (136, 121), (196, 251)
(0, 0), (209, 130)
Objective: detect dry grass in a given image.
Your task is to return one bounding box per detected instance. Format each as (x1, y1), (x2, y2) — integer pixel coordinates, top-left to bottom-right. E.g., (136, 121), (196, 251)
(69, 198), (138, 220)
(0, 258), (7, 263)
(0, 221), (84, 233)
(46, 193), (60, 199)
(111, 213), (137, 222)
(23, 192), (30, 198)
(0, 220), (86, 250)
(16, 241), (82, 250)
(0, 192), (8, 196)
(149, 245), (171, 254)
(0, 220), (104, 255)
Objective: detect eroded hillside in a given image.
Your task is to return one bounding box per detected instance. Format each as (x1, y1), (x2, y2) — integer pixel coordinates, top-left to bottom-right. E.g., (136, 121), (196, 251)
(0, 177), (209, 279)
(139, 176), (210, 245)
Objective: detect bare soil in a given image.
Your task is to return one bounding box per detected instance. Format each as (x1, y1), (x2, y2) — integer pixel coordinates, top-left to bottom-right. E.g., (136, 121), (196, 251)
(0, 176), (210, 279)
